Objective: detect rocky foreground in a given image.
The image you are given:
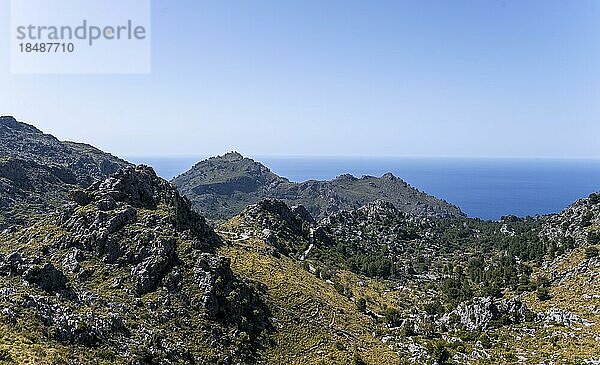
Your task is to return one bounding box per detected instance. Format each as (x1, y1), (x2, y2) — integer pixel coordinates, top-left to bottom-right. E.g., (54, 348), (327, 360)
(0, 166), (269, 364)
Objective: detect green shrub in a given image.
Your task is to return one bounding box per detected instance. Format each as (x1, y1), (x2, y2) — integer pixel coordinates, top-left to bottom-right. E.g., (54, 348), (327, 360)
(585, 246), (599, 259)
(383, 307), (403, 327)
(430, 340), (451, 365)
(536, 287), (551, 301)
(588, 229), (600, 245)
(352, 352), (367, 365)
(581, 211), (594, 227)
(356, 297), (367, 313)
(0, 349), (12, 361)
(478, 333), (493, 349)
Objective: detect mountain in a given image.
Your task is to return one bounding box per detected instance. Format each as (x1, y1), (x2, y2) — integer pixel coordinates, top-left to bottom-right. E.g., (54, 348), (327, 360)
(0, 165), (269, 364)
(1, 118), (599, 364)
(0, 116), (129, 229)
(172, 152), (465, 222)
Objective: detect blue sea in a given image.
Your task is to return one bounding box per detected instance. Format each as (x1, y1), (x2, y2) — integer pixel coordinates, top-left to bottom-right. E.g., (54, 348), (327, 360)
(127, 156), (600, 221)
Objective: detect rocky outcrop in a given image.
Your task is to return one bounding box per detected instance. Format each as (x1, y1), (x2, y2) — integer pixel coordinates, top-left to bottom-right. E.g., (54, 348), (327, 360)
(23, 294), (127, 346)
(23, 263), (69, 293)
(316, 200), (428, 257)
(0, 165), (270, 364)
(541, 192), (600, 252)
(439, 297), (529, 331)
(537, 307), (593, 328)
(236, 199), (314, 255)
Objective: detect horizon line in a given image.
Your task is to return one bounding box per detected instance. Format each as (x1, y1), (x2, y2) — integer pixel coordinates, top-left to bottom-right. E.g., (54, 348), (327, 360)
(124, 153), (600, 161)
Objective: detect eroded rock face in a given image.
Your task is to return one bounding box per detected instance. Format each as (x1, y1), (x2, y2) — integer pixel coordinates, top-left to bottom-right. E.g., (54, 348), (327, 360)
(0, 252), (26, 275)
(315, 200), (428, 260)
(193, 253), (234, 317)
(497, 297), (529, 324)
(541, 192), (600, 251)
(23, 294), (127, 346)
(455, 297), (497, 331)
(439, 297), (529, 331)
(232, 198), (441, 276)
(130, 236), (176, 295)
(538, 307), (593, 328)
(291, 205), (315, 224)
(0, 165), (271, 364)
(54, 166), (222, 298)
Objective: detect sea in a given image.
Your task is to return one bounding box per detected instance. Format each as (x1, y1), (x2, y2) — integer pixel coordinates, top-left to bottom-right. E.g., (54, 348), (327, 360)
(127, 156), (600, 221)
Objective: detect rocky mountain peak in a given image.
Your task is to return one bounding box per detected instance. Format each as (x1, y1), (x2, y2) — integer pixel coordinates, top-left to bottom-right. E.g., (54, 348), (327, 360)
(237, 199), (313, 254)
(92, 165), (171, 209)
(0, 117), (130, 229)
(186, 152), (280, 179)
(335, 173), (358, 181)
(70, 165), (218, 243)
(203, 151), (258, 166)
(0, 115), (42, 134)
(222, 151), (245, 160)
(0, 164), (269, 363)
(382, 172), (397, 180)
(0, 116), (17, 126)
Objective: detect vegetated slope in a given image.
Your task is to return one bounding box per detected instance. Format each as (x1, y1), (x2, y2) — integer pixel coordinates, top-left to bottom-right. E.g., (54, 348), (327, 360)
(484, 192), (600, 363)
(0, 166), (269, 364)
(0, 116), (129, 229)
(171, 152), (465, 222)
(218, 193), (600, 364)
(219, 210), (404, 364)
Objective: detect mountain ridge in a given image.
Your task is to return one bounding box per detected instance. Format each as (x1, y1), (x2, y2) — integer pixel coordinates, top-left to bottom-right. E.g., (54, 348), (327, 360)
(172, 151), (465, 222)
(0, 116), (130, 229)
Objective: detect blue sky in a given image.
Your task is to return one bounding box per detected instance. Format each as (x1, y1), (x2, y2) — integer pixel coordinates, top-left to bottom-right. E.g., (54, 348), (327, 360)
(1, 0), (599, 158)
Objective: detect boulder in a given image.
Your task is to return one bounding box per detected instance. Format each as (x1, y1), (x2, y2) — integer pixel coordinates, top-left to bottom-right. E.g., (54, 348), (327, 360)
(23, 263), (68, 292)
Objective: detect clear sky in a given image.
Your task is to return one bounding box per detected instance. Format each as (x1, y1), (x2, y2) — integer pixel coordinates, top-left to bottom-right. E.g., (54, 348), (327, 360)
(1, 0), (599, 158)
